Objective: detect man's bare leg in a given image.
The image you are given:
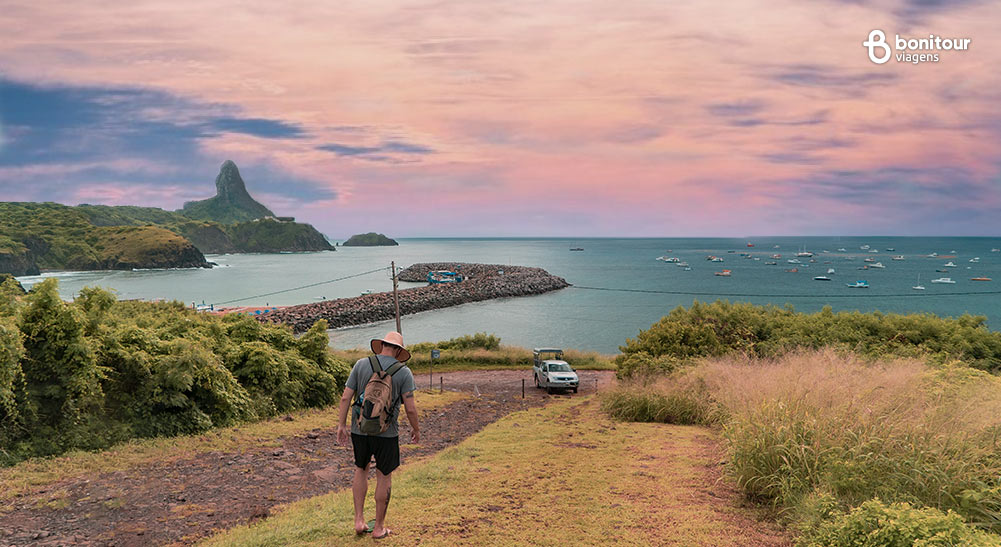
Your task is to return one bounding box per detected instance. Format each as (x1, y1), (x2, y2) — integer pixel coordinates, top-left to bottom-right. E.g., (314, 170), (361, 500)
(372, 469), (393, 537)
(352, 463), (371, 533)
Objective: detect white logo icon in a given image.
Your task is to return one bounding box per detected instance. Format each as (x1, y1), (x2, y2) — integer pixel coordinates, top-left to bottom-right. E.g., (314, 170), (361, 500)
(863, 30), (891, 64)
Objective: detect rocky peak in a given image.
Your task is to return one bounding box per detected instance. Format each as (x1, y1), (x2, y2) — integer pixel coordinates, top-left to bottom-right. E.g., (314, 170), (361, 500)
(215, 160), (249, 201)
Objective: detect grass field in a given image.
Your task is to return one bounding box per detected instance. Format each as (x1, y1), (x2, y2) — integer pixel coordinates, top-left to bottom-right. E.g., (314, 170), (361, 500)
(202, 396), (789, 546)
(0, 390), (466, 505)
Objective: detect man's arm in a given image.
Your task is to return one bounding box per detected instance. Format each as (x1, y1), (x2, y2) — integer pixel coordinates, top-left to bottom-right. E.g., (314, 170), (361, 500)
(403, 391), (419, 444)
(336, 386), (355, 444)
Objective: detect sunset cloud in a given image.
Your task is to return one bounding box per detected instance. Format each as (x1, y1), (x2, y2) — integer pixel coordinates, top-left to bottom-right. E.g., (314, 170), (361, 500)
(0, 0), (999, 236)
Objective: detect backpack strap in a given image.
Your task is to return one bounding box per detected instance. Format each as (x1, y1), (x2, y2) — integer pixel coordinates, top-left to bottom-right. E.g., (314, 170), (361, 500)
(354, 355), (385, 407)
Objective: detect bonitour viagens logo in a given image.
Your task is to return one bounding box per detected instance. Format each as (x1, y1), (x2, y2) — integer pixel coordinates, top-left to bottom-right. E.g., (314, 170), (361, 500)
(863, 30), (971, 64)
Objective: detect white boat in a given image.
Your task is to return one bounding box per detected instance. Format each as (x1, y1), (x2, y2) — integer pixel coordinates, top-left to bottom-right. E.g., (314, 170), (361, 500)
(886, 248), (895, 252)
(992, 248), (1000, 253)
(927, 252), (938, 257)
(970, 257), (981, 263)
(676, 261), (689, 267)
(827, 268), (836, 274)
(870, 262), (885, 269)
(837, 248), (847, 252)
(892, 255), (905, 261)
(847, 280), (870, 288)
(813, 276), (831, 281)
(682, 267), (692, 271)
(360, 289), (375, 295)
(943, 262), (957, 268)
(664, 257), (681, 263)
(869, 249), (879, 253)
(710, 256), (724, 262)
(765, 261), (778, 265)
(931, 277), (955, 284)
(787, 259), (801, 264)
(864, 257), (875, 263)
(860, 245), (870, 250)
(913, 274), (925, 290)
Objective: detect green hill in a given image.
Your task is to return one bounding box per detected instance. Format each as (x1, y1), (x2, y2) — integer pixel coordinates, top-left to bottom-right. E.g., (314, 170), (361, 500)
(179, 160), (275, 223)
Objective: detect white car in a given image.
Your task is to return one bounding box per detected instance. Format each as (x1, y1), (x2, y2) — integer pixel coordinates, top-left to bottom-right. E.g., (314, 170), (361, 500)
(532, 348), (579, 394)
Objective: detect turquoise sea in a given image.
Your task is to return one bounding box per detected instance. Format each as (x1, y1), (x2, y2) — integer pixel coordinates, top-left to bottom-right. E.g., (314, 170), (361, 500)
(15, 237), (1001, 354)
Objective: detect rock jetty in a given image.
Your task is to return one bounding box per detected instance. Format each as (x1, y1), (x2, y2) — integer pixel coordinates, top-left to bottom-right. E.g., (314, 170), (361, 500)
(259, 262), (570, 333)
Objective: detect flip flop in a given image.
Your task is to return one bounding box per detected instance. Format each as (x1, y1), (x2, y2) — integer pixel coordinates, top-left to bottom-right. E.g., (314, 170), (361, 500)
(355, 520), (375, 535)
(373, 528), (392, 539)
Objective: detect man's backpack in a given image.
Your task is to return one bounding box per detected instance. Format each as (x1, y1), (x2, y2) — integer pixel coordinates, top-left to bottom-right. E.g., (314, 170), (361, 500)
(355, 356), (406, 435)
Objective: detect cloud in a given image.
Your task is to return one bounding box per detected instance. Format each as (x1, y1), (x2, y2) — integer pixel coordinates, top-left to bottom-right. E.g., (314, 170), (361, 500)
(767, 64), (897, 90)
(317, 139), (434, 160)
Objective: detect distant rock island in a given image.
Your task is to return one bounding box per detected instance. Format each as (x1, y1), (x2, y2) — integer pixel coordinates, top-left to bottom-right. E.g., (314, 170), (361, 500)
(342, 233), (398, 246)
(0, 161), (334, 276)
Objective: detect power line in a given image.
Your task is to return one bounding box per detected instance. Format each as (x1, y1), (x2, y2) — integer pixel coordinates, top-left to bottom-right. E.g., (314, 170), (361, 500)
(211, 267), (389, 306)
(571, 285), (1001, 299)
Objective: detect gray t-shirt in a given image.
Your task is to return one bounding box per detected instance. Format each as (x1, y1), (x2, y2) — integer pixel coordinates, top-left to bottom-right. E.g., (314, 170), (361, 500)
(346, 354), (416, 438)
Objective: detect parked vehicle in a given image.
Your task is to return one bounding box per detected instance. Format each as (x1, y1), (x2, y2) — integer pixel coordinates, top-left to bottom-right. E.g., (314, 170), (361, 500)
(532, 348), (579, 394)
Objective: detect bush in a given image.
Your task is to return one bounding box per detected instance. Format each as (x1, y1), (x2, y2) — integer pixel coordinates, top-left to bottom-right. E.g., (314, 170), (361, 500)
(800, 499), (1000, 547)
(615, 301), (1001, 378)
(0, 280), (350, 465)
(409, 332), (501, 353)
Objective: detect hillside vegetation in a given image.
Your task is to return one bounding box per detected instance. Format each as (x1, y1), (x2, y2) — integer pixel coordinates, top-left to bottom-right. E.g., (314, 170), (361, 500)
(179, 160), (275, 224)
(604, 301), (1001, 544)
(614, 300), (1001, 377)
(0, 279), (350, 466)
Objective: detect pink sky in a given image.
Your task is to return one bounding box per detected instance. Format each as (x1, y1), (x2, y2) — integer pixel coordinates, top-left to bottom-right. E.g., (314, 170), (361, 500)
(1, 0), (999, 236)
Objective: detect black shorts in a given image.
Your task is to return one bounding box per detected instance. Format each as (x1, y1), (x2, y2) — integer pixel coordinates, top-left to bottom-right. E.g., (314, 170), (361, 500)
(351, 433), (400, 475)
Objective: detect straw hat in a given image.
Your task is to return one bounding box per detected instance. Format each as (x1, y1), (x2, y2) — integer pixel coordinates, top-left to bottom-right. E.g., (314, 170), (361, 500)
(370, 331), (411, 362)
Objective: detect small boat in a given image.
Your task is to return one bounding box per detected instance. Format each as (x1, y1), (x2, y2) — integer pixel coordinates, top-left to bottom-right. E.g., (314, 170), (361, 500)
(892, 255), (905, 261)
(864, 257), (875, 263)
(869, 249), (879, 253)
(847, 280), (870, 288)
(715, 269), (731, 277)
(827, 268), (836, 274)
(809, 259), (817, 263)
(860, 245), (870, 250)
(936, 269), (949, 273)
(913, 275), (925, 290)
(971, 277), (992, 282)
(927, 252), (938, 258)
(360, 289), (374, 295)
(746, 242), (754, 247)
(886, 248), (895, 252)
(992, 248), (1000, 253)
(931, 277), (955, 284)
(727, 250), (736, 254)
(837, 248), (847, 252)
(771, 254), (782, 259)
(676, 261), (690, 267)
(570, 247), (584, 251)
(943, 262), (956, 268)
(786, 268), (799, 273)
(787, 259), (801, 264)
(765, 261), (778, 265)
(813, 276), (831, 281)
(870, 262), (885, 269)
(662, 257), (681, 263)
(682, 266), (692, 271)
(796, 251), (813, 257)
(773, 245), (780, 249)
(969, 257), (981, 263)
(710, 256), (724, 262)
(858, 265), (869, 270)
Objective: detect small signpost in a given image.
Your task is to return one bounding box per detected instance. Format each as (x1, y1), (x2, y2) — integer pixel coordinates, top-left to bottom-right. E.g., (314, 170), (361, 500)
(430, 349), (440, 390)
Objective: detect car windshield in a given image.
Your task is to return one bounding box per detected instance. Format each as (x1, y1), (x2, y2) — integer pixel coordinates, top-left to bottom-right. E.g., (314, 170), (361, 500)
(549, 363), (572, 372)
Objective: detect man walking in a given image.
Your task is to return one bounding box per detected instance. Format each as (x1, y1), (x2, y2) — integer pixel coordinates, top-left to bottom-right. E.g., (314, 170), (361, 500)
(337, 331), (418, 539)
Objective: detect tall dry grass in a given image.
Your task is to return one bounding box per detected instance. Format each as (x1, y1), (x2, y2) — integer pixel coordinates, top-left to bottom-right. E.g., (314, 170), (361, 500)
(601, 349), (1001, 537)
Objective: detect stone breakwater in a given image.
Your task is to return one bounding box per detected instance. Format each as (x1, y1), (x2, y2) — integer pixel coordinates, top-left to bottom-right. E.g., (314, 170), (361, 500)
(259, 263), (570, 333)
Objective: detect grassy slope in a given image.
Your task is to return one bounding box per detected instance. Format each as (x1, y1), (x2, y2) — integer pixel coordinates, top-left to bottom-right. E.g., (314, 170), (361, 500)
(203, 397), (789, 546)
(330, 346), (616, 374)
(0, 390), (466, 505)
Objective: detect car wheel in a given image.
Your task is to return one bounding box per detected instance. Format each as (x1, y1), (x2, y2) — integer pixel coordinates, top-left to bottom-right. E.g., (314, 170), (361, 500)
(546, 386), (553, 395)
(572, 387), (578, 394)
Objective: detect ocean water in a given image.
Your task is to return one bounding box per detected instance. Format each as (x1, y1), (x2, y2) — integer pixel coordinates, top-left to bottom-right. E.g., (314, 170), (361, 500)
(16, 237), (1001, 354)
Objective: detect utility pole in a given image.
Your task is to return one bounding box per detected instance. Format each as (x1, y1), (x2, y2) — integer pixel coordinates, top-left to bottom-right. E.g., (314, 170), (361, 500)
(391, 261), (402, 333)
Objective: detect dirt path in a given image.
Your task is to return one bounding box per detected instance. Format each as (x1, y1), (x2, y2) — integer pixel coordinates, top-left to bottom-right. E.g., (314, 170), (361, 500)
(0, 370), (616, 546)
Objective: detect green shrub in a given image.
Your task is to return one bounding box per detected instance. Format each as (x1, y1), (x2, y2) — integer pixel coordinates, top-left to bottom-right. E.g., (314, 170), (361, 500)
(616, 301), (1001, 378)
(800, 499), (1000, 547)
(409, 332), (501, 353)
(0, 280), (350, 465)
